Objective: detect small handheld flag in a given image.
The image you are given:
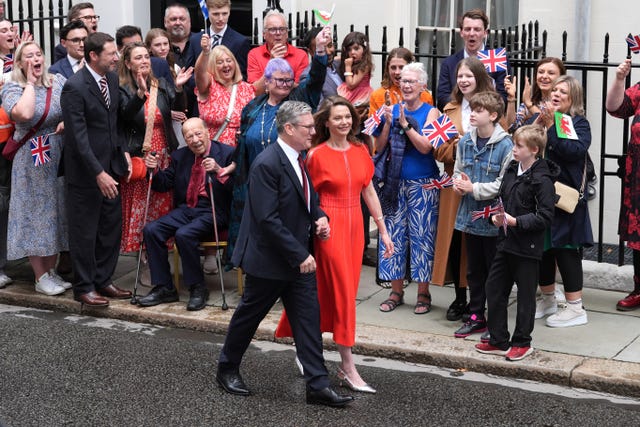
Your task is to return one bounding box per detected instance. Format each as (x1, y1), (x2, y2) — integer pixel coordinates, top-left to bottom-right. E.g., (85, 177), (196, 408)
(363, 106), (384, 135)
(554, 112), (578, 140)
(421, 173), (454, 190)
(497, 197), (508, 235)
(313, 4), (335, 26)
(30, 134), (51, 167)
(422, 114), (458, 149)
(198, 0), (209, 20)
(626, 34), (640, 54)
(477, 48), (508, 73)
(2, 54), (13, 74)
(471, 203), (503, 221)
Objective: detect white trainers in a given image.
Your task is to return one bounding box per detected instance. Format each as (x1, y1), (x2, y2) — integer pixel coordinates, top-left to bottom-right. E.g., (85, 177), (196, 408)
(49, 269), (71, 290)
(535, 294), (557, 319)
(35, 273), (66, 296)
(546, 302), (588, 328)
(203, 254), (219, 274)
(0, 272), (12, 288)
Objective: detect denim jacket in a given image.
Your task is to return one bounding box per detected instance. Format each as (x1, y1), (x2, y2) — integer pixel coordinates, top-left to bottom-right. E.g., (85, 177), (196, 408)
(453, 124), (513, 236)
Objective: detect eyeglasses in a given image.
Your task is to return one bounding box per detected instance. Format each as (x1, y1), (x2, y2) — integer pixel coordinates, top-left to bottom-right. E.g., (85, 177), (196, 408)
(265, 26), (288, 35)
(271, 77), (295, 88)
(66, 37), (87, 44)
(79, 15), (100, 21)
(399, 79), (420, 86)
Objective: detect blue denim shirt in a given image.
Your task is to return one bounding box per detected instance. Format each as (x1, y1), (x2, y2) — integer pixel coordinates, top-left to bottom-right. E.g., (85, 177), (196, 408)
(453, 125), (513, 236)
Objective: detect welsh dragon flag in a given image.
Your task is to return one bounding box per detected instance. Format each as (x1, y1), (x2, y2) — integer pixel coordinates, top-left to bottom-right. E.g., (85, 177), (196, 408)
(554, 112), (578, 140)
(313, 4), (335, 25)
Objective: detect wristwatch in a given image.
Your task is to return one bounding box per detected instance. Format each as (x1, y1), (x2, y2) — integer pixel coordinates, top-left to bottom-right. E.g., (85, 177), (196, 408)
(402, 123), (412, 132)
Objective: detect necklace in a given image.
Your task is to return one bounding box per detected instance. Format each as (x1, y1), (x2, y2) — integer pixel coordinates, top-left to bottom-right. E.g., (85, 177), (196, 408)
(260, 102), (277, 149)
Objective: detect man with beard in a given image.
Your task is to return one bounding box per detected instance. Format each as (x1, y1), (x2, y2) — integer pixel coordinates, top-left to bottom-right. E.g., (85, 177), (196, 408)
(436, 8), (508, 110)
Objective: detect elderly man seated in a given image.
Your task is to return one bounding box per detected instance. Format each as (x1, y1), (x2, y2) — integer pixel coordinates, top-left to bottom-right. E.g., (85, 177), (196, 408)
(138, 118), (234, 311)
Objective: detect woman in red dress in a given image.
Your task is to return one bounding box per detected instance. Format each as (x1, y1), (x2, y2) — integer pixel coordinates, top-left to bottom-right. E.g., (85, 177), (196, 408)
(275, 96), (393, 393)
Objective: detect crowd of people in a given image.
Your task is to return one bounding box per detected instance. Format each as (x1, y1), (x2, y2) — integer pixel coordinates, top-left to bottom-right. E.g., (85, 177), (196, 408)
(0, 1), (639, 407)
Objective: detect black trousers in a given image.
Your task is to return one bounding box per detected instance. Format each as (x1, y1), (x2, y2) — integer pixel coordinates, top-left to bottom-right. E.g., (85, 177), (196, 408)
(66, 184), (122, 296)
(486, 251), (539, 349)
(466, 234), (497, 318)
(539, 247), (583, 292)
(218, 273), (329, 391)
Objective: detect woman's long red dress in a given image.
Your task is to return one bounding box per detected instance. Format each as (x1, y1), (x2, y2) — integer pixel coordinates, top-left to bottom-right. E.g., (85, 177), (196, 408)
(275, 142), (374, 347)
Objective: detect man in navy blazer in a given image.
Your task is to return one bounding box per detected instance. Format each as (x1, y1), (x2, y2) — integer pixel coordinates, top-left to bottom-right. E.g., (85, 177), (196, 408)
(139, 118), (234, 311)
(49, 20), (88, 79)
(436, 8), (508, 110)
(216, 101), (353, 407)
(190, 0), (250, 80)
(61, 32), (132, 307)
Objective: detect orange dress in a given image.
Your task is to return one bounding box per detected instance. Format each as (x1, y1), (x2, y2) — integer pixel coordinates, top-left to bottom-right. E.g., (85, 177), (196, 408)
(275, 142), (374, 347)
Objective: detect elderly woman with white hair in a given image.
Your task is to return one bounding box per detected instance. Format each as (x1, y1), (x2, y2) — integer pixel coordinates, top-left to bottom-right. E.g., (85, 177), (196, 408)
(373, 62), (441, 315)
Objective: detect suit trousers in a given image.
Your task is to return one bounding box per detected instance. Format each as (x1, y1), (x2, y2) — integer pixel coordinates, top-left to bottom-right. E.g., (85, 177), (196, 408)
(143, 203), (219, 289)
(466, 233), (498, 318)
(218, 273), (330, 391)
(486, 251), (539, 349)
(67, 184), (122, 296)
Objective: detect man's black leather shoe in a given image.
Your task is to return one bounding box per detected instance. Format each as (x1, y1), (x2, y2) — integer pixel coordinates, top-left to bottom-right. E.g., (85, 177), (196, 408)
(216, 370), (250, 396)
(306, 387), (354, 407)
(187, 286), (209, 311)
(137, 285), (179, 307)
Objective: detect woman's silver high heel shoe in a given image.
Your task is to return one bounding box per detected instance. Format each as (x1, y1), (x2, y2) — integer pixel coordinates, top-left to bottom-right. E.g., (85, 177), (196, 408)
(337, 367), (376, 394)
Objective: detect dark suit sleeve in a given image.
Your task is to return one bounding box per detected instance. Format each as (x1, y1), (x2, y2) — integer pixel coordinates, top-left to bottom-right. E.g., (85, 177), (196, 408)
(54, 44), (67, 63)
(60, 81), (104, 177)
(250, 161), (310, 267)
(151, 152), (178, 193)
(234, 34), (250, 81)
(437, 56), (455, 110)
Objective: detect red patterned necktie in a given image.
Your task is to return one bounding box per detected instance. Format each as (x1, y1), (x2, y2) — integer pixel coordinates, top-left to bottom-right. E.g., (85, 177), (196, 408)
(99, 76), (110, 107)
(186, 156), (205, 208)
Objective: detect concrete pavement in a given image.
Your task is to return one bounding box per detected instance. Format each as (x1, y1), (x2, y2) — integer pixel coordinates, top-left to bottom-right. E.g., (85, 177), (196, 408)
(1, 251), (640, 397)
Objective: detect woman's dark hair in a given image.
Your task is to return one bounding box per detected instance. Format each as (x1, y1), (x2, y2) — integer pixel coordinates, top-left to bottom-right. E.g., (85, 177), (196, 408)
(312, 95), (361, 146)
(380, 47), (414, 89)
(531, 57), (566, 105)
(338, 31), (373, 80)
(118, 41), (157, 90)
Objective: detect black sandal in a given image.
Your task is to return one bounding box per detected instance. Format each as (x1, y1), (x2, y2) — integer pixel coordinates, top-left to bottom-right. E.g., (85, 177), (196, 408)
(414, 293), (432, 315)
(379, 291), (404, 312)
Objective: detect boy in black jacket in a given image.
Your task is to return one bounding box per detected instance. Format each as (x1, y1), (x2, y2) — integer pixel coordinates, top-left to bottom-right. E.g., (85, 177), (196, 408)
(475, 124), (556, 361)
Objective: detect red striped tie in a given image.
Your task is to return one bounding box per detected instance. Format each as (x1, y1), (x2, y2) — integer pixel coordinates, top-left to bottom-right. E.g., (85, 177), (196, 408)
(99, 77), (110, 107)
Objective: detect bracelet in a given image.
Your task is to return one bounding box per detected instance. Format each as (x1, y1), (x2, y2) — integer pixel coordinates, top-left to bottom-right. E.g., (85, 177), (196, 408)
(343, 72), (353, 76)
(375, 215), (384, 222)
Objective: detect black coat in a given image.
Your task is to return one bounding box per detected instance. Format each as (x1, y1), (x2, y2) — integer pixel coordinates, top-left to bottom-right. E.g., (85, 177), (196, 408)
(119, 77), (184, 157)
(496, 158), (557, 259)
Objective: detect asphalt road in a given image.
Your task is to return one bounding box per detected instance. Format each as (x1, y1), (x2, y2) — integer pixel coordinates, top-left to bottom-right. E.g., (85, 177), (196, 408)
(1, 304), (639, 427)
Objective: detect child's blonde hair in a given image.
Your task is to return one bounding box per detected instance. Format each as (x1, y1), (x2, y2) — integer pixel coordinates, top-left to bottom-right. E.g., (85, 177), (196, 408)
(513, 124), (547, 157)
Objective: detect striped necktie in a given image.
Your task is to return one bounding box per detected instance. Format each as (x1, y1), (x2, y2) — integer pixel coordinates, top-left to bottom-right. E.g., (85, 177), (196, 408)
(211, 34), (222, 47)
(99, 76), (110, 107)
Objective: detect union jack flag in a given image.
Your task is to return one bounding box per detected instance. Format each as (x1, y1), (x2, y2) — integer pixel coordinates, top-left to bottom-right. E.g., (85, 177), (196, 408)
(477, 48), (508, 73)
(422, 114), (458, 149)
(363, 106), (384, 135)
(496, 197), (508, 235)
(2, 54), (13, 74)
(471, 203), (503, 221)
(626, 34), (640, 54)
(30, 134), (51, 167)
(422, 173), (453, 190)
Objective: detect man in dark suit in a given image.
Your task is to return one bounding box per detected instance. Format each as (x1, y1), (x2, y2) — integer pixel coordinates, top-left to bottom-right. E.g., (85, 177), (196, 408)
(216, 101), (353, 407)
(436, 8), (508, 110)
(138, 118), (234, 311)
(49, 20), (88, 78)
(191, 0), (250, 80)
(60, 32), (132, 307)
(54, 2), (99, 63)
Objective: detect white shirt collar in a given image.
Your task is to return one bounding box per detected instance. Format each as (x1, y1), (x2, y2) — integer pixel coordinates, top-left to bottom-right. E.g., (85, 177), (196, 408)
(85, 63), (104, 84)
(210, 26), (227, 38)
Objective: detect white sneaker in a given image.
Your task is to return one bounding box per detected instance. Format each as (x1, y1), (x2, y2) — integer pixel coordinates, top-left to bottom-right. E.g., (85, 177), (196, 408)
(546, 302), (588, 328)
(203, 254), (219, 274)
(535, 295), (557, 319)
(49, 269), (71, 290)
(0, 272), (12, 288)
(35, 273), (66, 296)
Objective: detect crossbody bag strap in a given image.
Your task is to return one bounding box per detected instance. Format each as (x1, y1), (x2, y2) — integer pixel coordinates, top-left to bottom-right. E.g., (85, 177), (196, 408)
(18, 85), (52, 145)
(579, 152), (588, 198)
(212, 83), (238, 141)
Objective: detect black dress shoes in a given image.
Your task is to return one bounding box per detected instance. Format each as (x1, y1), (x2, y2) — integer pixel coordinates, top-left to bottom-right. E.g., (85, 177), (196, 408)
(306, 387), (354, 407)
(187, 286), (209, 311)
(216, 370), (250, 396)
(137, 285), (179, 307)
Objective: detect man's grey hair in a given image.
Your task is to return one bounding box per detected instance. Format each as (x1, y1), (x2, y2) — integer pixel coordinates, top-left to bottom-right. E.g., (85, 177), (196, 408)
(263, 9), (286, 29)
(164, 3), (189, 18)
(276, 101), (312, 133)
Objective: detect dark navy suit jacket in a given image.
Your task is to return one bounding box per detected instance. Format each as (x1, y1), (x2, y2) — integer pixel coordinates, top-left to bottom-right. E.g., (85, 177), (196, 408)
(231, 142), (325, 281)
(49, 57), (74, 79)
(436, 49), (509, 110)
